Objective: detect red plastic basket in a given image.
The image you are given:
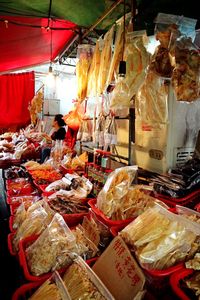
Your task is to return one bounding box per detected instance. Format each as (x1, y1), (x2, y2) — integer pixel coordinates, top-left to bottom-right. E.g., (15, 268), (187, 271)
(10, 203), (20, 215)
(195, 202), (200, 212)
(33, 180), (48, 193)
(11, 257), (98, 300)
(88, 199), (134, 227)
(12, 281), (43, 300)
(170, 267), (194, 300)
(6, 185), (35, 197)
(62, 212), (89, 227)
(19, 234), (98, 282)
(9, 216), (16, 232)
(19, 234), (53, 281)
(153, 189), (200, 209)
(7, 232), (17, 256)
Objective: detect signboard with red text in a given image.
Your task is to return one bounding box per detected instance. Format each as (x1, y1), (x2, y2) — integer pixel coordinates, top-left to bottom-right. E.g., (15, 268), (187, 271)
(92, 236), (145, 300)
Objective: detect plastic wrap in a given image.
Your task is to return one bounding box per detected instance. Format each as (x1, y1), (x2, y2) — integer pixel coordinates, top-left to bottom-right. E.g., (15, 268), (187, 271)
(110, 31), (150, 109)
(87, 40), (101, 98)
(76, 44), (94, 102)
(29, 271), (70, 300)
(12, 201), (54, 252)
(172, 37), (200, 102)
(106, 20), (125, 85)
(97, 166), (138, 218)
(97, 26), (114, 95)
(26, 213), (76, 276)
(71, 152), (88, 170)
(62, 256), (114, 300)
(120, 204), (200, 270)
(135, 71), (169, 124)
(151, 13), (197, 78)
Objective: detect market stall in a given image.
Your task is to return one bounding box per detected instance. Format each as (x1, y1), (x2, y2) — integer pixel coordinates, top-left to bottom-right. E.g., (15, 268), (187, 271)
(0, 1), (200, 300)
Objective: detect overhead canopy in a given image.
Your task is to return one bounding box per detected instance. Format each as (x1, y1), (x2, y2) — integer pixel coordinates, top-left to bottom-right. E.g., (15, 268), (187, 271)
(0, 0), (199, 73)
(0, 16), (77, 73)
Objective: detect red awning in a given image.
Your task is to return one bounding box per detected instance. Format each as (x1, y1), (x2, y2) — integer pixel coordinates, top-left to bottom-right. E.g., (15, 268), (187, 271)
(0, 16), (77, 73)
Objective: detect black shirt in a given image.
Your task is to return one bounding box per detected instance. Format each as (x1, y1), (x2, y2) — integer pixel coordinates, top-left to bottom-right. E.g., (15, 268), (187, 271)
(51, 127), (66, 140)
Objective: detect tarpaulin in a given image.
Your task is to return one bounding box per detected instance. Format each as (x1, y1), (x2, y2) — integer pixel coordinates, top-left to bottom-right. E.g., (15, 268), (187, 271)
(0, 71), (35, 129)
(0, 16), (77, 73)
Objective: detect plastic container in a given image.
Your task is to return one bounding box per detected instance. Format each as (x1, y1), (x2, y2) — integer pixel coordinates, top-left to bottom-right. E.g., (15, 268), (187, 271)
(170, 267), (194, 300)
(152, 189), (200, 209)
(19, 234), (52, 282)
(12, 281), (43, 300)
(33, 180), (48, 193)
(88, 199), (134, 227)
(9, 216), (15, 232)
(62, 212), (89, 227)
(6, 185), (35, 197)
(12, 257), (99, 300)
(195, 202), (200, 212)
(19, 234), (98, 282)
(7, 233), (17, 256)
(110, 222), (184, 294)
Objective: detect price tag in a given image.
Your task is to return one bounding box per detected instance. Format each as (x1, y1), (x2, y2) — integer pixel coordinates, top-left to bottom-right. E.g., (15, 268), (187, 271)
(92, 236), (145, 300)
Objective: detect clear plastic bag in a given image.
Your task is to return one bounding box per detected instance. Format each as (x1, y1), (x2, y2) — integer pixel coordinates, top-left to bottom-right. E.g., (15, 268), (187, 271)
(120, 203), (200, 270)
(13, 201), (54, 252)
(62, 256), (114, 300)
(87, 40), (101, 98)
(76, 44), (94, 102)
(97, 26), (115, 95)
(97, 166), (138, 218)
(135, 71), (169, 125)
(110, 31), (150, 109)
(26, 213), (76, 276)
(29, 271), (71, 300)
(172, 37), (200, 102)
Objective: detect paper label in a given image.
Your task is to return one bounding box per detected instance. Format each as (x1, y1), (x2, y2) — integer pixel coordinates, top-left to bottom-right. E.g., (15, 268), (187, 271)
(92, 236), (145, 300)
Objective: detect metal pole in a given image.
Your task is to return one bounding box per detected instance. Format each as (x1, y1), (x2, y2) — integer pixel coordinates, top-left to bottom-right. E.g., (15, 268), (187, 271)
(58, 0), (123, 60)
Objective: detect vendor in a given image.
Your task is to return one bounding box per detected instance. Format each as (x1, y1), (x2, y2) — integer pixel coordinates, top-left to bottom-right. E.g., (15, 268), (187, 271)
(41, 114), (66, 163)
(50, 114), (66, 140)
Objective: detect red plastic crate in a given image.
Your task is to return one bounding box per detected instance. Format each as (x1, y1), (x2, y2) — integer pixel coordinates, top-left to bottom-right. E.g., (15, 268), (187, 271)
(7, 232), (17, 256)
(19, 235), (53, 282)
(6, 185), (35, 197)
(88, 199), (134, 227)
(62, 212), (89, 227)
(153, 189), (200, 209)
(11, 257), (98, 300)
(12, 281), (43, 300)
(195, 202), (200, 212)
(33, 180), (48, 193)
(10, 203), (20, 215)
(170, 267), (194, 300)
(19, 234), (98, 282)
(9, 216), (16, 232)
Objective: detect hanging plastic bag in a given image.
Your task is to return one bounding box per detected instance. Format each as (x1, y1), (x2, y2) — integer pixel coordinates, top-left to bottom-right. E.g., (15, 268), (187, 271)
(76, 44), (94, 102)
(110, 31), (150, 109)
(87, 40), (101, 98)
(97, 26), (115, 95)
(172, 37), (200, 102)
(63, 107), (82, 131)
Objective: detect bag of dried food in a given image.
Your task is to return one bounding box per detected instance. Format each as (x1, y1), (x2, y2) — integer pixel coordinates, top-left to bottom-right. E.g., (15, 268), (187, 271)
(110, 30), (149, 109)
(97, 26), (115, 95)
(13, 201), (54, 252)
(29, 271), (70, 300)
(76, 44), (94, 102)
(62, 256), (114, 300)
(172, 37), (200, 102)
(26, 213), (76, 276)
(87, 40), (101, 98)
(120, 203), (200, 270)
(97, 166), (138, 218)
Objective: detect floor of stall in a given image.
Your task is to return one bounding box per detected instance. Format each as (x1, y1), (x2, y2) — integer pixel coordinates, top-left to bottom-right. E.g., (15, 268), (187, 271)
(0, 169), (180, 300)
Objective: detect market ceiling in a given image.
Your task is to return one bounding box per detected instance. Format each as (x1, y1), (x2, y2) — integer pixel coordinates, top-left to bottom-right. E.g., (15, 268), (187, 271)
(0, 0), (199, 73)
